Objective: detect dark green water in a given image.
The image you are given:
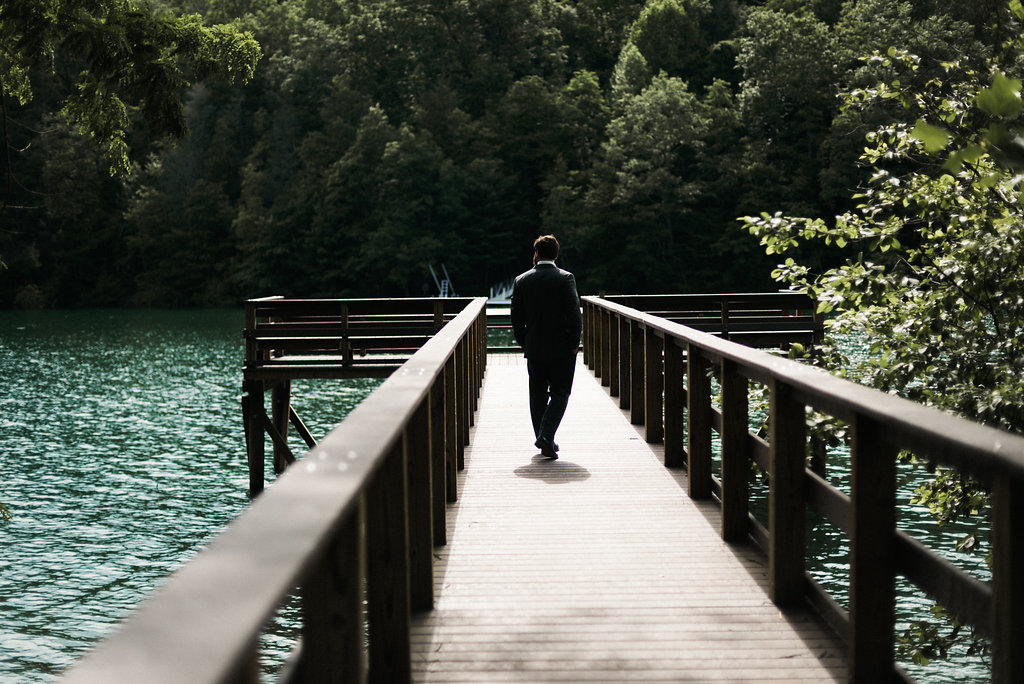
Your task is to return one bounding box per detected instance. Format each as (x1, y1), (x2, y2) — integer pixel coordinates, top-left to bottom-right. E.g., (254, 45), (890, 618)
(0, 311), (991, 682)
(0, 310), (378, 682)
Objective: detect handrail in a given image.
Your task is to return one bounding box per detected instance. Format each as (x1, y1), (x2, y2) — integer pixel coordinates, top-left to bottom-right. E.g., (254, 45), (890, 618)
(60, 297), (488, 684)
(582, 295), (1024, 683)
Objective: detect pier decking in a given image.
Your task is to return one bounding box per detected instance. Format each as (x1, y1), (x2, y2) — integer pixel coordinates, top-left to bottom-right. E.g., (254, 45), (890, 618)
(411, 354), (845, 682)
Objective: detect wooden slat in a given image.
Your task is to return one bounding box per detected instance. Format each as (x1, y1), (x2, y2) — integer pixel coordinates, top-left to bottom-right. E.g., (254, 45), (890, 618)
(410, 356), (846, 683)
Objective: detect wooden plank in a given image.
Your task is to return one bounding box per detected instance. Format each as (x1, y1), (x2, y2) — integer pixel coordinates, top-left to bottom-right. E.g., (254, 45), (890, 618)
(411, 355), (845, 683)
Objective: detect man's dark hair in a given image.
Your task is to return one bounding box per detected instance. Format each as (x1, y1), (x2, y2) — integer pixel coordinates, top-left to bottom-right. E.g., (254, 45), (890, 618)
(533, 234), (559, 265)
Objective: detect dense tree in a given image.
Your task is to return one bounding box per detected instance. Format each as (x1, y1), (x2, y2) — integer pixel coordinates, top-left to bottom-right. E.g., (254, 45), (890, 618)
(0, 0), (1018, 307)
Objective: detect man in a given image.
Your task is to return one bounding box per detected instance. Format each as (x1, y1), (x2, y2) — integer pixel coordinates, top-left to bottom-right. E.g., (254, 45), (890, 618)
(510, 234), (583, 460)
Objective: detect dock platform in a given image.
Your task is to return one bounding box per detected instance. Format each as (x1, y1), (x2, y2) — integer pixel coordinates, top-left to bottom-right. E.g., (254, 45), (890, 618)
(411, 354), (846, 682)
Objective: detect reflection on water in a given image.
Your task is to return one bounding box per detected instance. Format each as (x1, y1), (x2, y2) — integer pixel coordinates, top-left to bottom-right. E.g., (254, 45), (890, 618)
(0, 310), (378, 682)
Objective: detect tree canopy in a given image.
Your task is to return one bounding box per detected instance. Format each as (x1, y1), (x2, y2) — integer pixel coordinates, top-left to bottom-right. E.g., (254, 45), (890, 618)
(0, 0), (1013, 308)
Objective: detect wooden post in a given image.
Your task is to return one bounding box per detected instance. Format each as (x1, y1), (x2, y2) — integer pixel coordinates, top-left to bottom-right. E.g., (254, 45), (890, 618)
(608, 314), (620, 398)
(619, 316), (631, 410)
(848, 413), (896, 680)
(271, 380), (291, 475)
(687, 345), (712, 499)
(366, 437), (412, 684)
(720, 359), (748, 542)
(768, 379), (805, 606)
(991, 477), (1024, 684)
(456, 341), (467, 470)
(644, 327), (664, 444)
(444, 357), (458, 502)
(663, 338), (686, 468)
(629, 321), (645, 426)
(243, 380), (265, 497)
(301, 505), (364, 683)
(406, 398), (434, 611)
(430, 379), (447, 544)
(600, 309), (612, 388)
(585, 301), (595, 371)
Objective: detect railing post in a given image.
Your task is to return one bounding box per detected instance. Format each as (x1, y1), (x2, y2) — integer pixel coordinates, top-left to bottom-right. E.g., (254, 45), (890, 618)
(991, 477), (1024, 683)
(301, 505), (365, 683)
(686, 345), (712, 499)
(768, 379), (805, 606)
(406, 398), (434, 611)
(582, 301), (591, 368)
(663, 338), (686, 468)
(456, 340), (468, 468)
(644, 327), (664, 444)
(848, 413), (896, 680)
(618, 315), (631, 410)
(366, 437), (412, 684)
(720, 359), (748, 542)
(599, 309), (610, 387)
(430, 378), (448, 544)
(629, 321), (645, 425)
(444, 357), (458, 502)
(608, 314), (620, 398)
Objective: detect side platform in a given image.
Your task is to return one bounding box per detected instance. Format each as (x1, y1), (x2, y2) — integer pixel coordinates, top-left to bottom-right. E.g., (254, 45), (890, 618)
(411, 354), (846, 682)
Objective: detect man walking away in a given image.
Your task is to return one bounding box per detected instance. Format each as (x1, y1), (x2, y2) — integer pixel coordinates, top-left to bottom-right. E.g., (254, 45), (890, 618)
(510, 235), (583, 460)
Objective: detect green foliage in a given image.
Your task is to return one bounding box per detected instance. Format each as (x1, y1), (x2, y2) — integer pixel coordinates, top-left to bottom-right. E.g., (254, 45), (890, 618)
(743, 3), (1024, 664)
(0, 0), (260, 174)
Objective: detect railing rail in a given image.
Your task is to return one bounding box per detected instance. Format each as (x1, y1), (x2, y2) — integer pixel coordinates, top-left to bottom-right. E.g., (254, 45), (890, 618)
(60, 297), (488, 684)
(582, 295), (1024, 683)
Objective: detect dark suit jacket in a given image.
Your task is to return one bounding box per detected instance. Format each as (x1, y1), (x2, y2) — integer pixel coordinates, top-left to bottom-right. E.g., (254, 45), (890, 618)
(510, 262), (582, 360)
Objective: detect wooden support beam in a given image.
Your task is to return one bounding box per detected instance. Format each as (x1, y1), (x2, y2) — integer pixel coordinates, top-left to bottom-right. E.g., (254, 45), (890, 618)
(644, 327), (664, 444)
(992, 477), (1024, 684)
(366, 437), (412, 683)
(720, 358), (748, 542)
(406, 399), (434, 611)
(768, 379), (806, 606)
(444, 357), (458, 502)
(289, 406), (317, 450)
(301, 505), (364, 683)
(629, 321), (645, 426)
(429, 380), (447, 544)
(686, 345), (712, 499)
(848, 413), (896, 681)
(663, 338), (686, 468)
(618, 316), (631, 410)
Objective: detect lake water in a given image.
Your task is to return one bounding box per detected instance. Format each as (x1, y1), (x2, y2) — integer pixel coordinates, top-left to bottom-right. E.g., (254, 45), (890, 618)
(0, 310), (990, 682)
(0, 310), (378, 682)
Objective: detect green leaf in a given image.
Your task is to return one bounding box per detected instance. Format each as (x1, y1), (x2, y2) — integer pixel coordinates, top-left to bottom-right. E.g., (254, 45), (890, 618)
(910, 120), (949, 153)
(977, 72), (1023, 118)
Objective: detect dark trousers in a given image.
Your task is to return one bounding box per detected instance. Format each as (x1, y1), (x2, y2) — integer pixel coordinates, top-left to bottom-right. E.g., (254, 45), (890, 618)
(527, 355), (577, 443)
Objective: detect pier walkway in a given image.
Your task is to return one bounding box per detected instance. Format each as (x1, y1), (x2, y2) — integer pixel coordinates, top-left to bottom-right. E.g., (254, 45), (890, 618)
(410, 354), (845, 682)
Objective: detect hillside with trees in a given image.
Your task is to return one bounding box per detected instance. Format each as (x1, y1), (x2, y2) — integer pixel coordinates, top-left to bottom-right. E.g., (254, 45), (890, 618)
(0, 0), (1012, 306)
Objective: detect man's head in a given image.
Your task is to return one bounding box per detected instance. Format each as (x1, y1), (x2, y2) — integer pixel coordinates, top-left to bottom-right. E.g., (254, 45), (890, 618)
(533, 234), (559, 265)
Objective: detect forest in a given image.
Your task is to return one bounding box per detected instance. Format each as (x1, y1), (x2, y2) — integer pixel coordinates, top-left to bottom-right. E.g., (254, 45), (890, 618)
(0, 0), (1013, 307)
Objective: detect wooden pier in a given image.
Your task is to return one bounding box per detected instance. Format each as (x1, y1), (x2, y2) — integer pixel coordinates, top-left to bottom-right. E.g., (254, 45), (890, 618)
(410, 354), (845, 682)
(59, 293), (1024, 684)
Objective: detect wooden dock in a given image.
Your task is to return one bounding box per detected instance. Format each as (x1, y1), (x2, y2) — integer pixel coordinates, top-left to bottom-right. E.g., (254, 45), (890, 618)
(410, 354), (846, 682)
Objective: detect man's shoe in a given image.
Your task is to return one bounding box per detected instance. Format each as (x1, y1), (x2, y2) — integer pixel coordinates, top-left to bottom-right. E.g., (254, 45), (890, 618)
(535, 437), (558, 460)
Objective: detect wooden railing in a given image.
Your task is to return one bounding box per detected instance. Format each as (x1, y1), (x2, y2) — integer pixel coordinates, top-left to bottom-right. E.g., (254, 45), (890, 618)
(60, 297), (488, 684)
(242, 297), (479, 494)
(582, 295), (1024, 683)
